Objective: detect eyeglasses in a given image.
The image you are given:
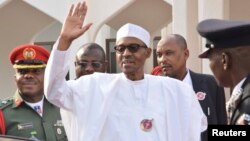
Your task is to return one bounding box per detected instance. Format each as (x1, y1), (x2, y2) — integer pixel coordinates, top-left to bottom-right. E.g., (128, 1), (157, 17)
(114, 44), (147, 54)
(75, 61), (103, 69)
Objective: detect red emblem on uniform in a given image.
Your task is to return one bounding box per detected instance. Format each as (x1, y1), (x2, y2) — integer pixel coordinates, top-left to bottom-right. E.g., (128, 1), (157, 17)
(140, 118), (153, 132)
(23, 47), (36, 60)
(196, 91), (206, 101)
(15, 99), (22, 107)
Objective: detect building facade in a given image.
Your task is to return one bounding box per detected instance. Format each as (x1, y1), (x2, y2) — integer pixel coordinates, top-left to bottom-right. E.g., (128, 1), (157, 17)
(1, 0), (250, 99)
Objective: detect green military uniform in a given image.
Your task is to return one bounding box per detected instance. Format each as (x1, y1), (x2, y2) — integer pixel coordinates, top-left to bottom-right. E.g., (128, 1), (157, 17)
(0, 91), (68, 141)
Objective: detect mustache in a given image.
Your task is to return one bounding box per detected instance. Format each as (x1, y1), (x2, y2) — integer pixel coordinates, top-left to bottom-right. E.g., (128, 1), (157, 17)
(160, 64), (172, 68)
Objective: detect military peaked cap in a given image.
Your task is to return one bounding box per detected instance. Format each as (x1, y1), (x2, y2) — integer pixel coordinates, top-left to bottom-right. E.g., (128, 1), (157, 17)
(9, 44), (50, 69)
(197, 19), (250, 58)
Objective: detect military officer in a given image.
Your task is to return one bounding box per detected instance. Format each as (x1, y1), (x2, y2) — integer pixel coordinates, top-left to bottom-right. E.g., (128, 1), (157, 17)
(197, 19), (250, 125)
(0, 44), (68, 141)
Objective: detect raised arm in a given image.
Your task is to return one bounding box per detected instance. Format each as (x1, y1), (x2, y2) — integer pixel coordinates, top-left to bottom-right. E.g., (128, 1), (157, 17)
(58, 1), (92, 51)
(44, 1), (92, 110)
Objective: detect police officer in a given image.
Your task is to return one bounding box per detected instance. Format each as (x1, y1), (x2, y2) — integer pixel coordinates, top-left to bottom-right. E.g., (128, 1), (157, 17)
(0, 44), (68, 140)
(197, 19), (250, 125)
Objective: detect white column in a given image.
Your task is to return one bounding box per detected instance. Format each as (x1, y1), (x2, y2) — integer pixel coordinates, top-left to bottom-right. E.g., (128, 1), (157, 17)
(198, 0), (229, 74)
(172, 0), (201, 73)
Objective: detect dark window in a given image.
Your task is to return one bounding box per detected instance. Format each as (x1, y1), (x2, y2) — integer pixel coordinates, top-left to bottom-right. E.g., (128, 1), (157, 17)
(153, 36), (161, 67)
(106, 39), (121, 73)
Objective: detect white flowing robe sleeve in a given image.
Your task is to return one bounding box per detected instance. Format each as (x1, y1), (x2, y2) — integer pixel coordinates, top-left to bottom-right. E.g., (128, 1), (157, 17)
(44, 43), (121, 141)
(146, 76), (207, 141)
(44, 42), (75, 111)
(159, 76), (207, 141)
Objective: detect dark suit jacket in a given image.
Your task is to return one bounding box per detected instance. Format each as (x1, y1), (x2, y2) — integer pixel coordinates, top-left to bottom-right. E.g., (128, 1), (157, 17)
(230, 74), (250, 124)
(189, 70), (227, 141)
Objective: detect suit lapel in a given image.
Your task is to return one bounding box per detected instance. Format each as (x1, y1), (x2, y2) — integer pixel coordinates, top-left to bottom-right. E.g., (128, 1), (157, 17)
(239, 75), (250, 100)
(189, 71), (209, 115)
(189, 71), (201, 93)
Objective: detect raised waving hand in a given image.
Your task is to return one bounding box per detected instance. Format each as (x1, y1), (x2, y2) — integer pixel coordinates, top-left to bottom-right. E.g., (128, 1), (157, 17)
(58, 1), (92, 50)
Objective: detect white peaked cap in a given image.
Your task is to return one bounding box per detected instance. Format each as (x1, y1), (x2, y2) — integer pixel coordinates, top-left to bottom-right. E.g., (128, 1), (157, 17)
(116, 23), (150, 47)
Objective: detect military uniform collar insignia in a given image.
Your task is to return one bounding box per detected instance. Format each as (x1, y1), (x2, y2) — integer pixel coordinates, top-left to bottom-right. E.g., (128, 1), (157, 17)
(12, 90), (24, 108)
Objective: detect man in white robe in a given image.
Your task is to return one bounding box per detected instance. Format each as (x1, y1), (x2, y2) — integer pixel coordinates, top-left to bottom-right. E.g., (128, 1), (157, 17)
(44, 1), (207, 141)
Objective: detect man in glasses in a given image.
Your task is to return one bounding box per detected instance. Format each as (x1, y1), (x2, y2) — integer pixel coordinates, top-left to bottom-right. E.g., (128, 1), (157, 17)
(44, 1), (206, 141)
(74, 43), (107, 79)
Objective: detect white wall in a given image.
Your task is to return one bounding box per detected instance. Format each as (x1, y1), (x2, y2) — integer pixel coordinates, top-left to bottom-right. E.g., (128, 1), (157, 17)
(1, 0), (250, 100)
(0, 1), (56, 99)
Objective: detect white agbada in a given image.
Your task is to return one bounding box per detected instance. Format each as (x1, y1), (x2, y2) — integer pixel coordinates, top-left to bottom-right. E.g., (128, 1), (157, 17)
(44, 45), (207, 141)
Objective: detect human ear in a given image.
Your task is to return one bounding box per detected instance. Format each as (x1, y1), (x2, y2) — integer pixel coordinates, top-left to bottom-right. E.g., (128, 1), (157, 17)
(184, 48), (189, 60)
(221, 52), (230, 70)
(145, 48), (152, 58)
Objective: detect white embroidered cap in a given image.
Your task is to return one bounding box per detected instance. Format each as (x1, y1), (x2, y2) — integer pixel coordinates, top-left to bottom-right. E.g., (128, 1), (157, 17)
(116, 23), (150, 47)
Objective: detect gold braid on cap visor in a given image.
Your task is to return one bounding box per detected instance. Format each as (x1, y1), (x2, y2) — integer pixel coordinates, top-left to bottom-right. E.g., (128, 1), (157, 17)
(13, 64), (47, 69)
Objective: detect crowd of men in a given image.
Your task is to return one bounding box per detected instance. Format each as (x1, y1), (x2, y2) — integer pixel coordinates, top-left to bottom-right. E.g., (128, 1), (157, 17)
(0, 1), (249, 141)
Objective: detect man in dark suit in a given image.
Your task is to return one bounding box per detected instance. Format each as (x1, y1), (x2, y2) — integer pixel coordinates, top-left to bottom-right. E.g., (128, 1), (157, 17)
(151, 34), (227, 141)
(197, 19), (250, 125)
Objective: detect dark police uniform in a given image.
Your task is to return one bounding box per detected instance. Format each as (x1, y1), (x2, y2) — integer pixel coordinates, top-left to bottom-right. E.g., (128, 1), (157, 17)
(230, 75), (250, 124)
(197, 19), (250, 125)
(0, 44), (67, 141)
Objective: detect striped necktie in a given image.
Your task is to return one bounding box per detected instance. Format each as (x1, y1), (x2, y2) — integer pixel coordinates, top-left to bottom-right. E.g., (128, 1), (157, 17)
(33, 105), (42, 115)
(226, 88), (243, 124)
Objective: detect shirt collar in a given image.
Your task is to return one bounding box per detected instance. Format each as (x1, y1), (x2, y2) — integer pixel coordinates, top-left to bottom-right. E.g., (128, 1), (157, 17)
(182, 69), (193, 88)
(232, 77), (247, 97)
(12, 90), (45, 108)
(12, 90), (24, 108)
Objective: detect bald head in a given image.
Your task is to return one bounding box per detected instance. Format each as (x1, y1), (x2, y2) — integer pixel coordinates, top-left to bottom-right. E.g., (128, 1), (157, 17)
(157, 34), (187, 50)
(156, 34), (189, 80)
(76, 43), (105, 61)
